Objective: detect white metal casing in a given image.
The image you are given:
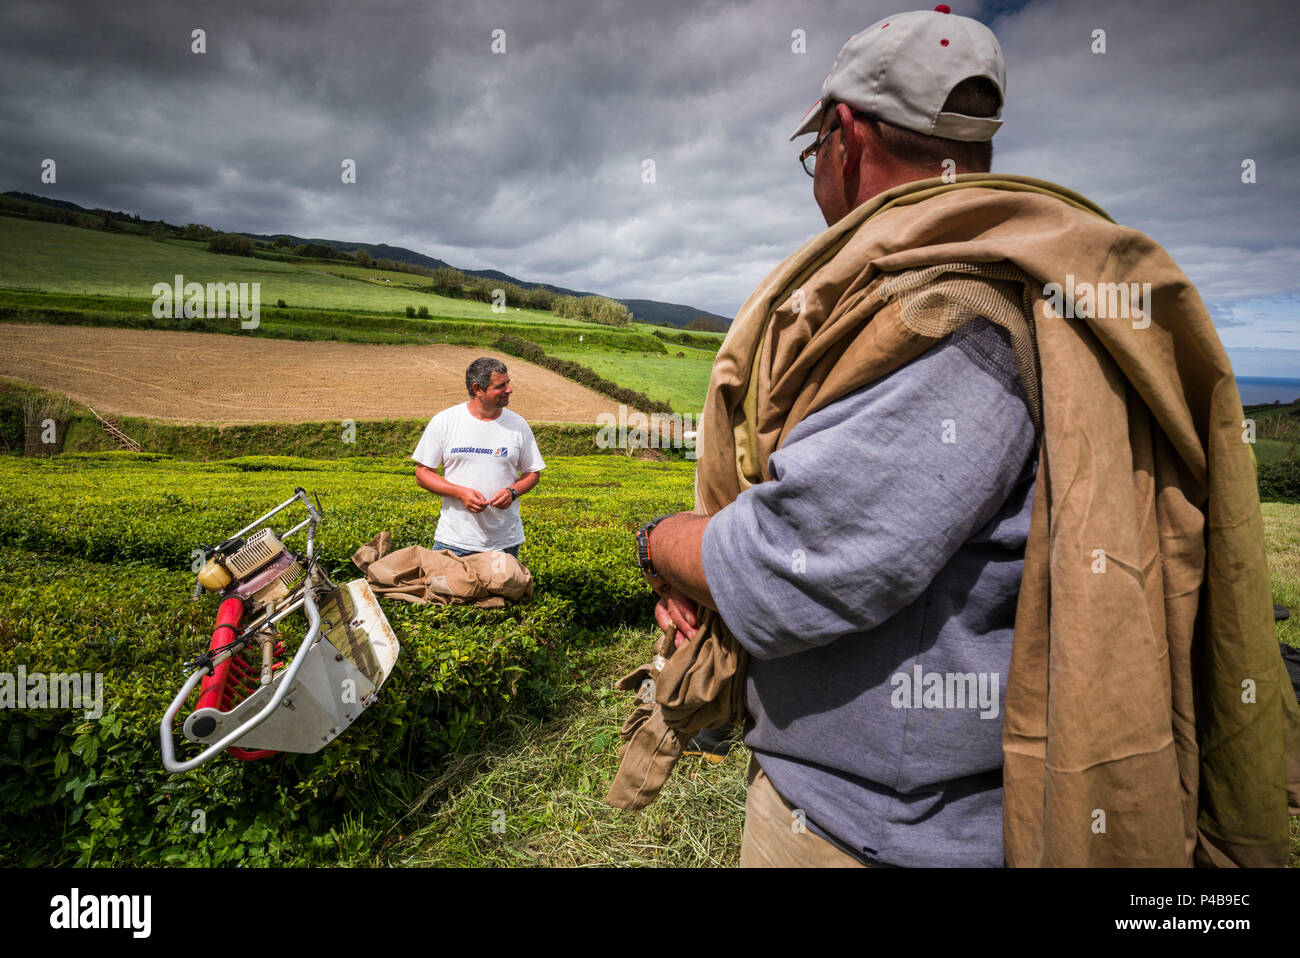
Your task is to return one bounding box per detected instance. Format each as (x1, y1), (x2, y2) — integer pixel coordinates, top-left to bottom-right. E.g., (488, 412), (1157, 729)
(181, 579), (399, 754)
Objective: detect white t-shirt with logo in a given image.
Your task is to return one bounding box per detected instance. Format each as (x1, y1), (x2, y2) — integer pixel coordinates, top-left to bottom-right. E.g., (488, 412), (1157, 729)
(411, 404), (546, 551)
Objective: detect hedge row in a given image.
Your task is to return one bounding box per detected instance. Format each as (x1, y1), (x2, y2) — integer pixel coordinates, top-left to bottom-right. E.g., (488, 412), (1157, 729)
(0, 454), (691, 626)
(58, 416), (617, 461)
(1259, 459), (1300, 503)
(652, 328), (724, 349)
(0, 381), (621, 460)
(0, 294), (666, 353)
(493, 334), (673, 415)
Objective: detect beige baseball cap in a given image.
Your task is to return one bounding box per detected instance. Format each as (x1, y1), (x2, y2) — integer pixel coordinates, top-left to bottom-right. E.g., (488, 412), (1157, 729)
(791, 6), (1005, 143)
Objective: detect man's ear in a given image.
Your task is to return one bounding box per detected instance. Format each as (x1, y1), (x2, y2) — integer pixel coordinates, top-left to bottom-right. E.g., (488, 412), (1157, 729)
(834, 102), (863, 177)
(833, 102), (865, 207)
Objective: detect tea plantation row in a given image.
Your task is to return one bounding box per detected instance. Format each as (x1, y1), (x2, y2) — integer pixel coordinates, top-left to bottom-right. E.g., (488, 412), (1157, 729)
(0, 452), (694, 865)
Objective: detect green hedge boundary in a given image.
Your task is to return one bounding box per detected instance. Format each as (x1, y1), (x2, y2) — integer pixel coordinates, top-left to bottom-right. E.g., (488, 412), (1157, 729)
(0, 293), (666, 353)
(493, 334), (673, 415)
(58, 415), (616, 460)
(0, 379), (618, 460)
(1259, 459), (1300, 503)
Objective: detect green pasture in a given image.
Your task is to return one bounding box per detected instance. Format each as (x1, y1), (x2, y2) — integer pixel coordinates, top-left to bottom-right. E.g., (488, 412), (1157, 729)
(549, 345), (716, 414)
(0, 216), (571, 323)
(1256, 438), (1299, 464)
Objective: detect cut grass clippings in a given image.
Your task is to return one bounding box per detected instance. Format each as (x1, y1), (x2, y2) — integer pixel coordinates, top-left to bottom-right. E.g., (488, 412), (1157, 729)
(379, 624), (748, 867)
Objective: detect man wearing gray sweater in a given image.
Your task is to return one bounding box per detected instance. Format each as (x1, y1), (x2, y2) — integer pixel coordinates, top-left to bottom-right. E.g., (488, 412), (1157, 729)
(637, 9), (1031, 866)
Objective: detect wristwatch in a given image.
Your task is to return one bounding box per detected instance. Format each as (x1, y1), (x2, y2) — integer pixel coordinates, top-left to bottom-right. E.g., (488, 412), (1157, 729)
(509, 486), (519, 501)
(635, 514), (672, 581)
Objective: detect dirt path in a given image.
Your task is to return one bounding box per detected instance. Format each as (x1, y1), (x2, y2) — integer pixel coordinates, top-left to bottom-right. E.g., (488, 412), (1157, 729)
(0, 324), (623, 424)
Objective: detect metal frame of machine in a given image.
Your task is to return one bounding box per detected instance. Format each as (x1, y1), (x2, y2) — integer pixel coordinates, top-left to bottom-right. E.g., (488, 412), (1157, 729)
(160, 488), (399, 774)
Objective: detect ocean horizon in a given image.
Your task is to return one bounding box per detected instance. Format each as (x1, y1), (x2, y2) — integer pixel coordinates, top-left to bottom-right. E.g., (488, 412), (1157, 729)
(1237, 377), (1300, 407)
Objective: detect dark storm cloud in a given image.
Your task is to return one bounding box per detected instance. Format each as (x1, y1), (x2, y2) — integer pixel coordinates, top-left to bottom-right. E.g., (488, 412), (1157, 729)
(1, 0), (1297, 337)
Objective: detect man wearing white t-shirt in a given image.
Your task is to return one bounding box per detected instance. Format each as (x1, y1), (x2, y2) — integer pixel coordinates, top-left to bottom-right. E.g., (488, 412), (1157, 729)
(412, 357), (545, 557)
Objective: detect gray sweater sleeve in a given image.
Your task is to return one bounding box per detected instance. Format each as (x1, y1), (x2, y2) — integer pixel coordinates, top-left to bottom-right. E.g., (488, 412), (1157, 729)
(700, 319), (1035, 660)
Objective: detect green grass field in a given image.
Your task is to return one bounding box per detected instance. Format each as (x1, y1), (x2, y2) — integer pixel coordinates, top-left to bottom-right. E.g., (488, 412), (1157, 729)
(549, 344), (717, 413)
(1256, 438), (1298, 463)
(0, 215), (579, 323)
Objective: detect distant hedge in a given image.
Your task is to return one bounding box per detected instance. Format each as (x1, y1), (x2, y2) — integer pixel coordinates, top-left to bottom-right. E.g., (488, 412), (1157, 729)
(1259, 459), (1300, 503)
(652, 328), (723, 349)
(0, 300), (666, 354)
(208, 232), (255, 257)
(493, 335), (672, 415)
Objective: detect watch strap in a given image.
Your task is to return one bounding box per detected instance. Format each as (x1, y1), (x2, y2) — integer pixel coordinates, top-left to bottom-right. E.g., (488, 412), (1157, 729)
(636, 514), (672, 578)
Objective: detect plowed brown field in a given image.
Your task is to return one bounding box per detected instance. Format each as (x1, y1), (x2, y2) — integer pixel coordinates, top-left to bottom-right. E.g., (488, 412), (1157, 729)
(0, 324), (623, 424)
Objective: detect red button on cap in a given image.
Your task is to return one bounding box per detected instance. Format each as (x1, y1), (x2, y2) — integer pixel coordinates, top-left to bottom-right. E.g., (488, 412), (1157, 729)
(935, 4), (951, 12)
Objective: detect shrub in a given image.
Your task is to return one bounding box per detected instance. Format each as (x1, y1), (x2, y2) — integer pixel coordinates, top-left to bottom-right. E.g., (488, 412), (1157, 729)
(424, 267), (559, 312)
(405, 306), (416, 318)
(208, 233), (255, 257)
(0, 292), (666, 353)
(293, 243), (344, 261)
(1259, 459), (1300, 503)
(685, 316), (728, 333)
(652, 328), (720, 350)
(416, 305), (429, 319)
(552, 294), (631, 327)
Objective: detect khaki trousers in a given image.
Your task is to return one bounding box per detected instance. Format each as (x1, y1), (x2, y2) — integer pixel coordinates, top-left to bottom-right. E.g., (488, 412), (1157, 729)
(739, 756), (870, 868)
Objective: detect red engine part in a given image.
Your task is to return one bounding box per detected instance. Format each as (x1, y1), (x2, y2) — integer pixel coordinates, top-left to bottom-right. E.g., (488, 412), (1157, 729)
(194, 596), (283, 761)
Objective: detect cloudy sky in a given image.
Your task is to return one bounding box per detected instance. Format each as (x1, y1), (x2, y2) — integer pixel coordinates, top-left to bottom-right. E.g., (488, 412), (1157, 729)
(2, 0), (1296, 374)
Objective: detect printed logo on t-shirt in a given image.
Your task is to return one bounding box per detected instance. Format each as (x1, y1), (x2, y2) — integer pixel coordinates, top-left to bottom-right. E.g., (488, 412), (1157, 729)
(448, 445), (511, 456)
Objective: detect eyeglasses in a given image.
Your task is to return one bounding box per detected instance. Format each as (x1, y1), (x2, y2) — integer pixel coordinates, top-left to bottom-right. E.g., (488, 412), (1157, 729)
(798, 120), (838, 177)
(798, 110), (874, 177)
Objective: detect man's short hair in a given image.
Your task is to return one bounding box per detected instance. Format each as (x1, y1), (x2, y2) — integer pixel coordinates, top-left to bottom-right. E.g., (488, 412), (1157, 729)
(466, 357), (507, 397)
(874, 76), (1001, 173)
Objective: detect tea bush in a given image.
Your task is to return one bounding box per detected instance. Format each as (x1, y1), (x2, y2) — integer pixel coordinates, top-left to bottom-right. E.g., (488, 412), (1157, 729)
(0, 453), (694, 864)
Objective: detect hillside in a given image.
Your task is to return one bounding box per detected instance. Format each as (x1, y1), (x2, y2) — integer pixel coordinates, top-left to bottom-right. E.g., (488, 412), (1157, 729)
(3, 190), (734, 330)
(0, 212), (719, 416)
